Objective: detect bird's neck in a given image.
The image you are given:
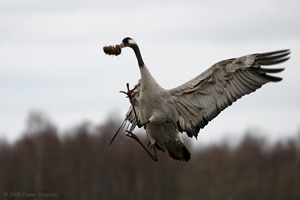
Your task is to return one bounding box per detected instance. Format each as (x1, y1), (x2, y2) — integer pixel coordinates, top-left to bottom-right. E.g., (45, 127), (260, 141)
(130, 44), (162, 90)
(131, 44), (144, 67)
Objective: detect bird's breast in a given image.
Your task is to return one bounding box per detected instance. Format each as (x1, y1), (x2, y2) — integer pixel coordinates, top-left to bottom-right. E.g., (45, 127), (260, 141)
(138, 90), (172, 124)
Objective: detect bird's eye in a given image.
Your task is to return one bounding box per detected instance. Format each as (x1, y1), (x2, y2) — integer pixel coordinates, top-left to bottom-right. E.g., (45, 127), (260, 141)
(122, 37), (133, 45)
(126, 37), (132, 42)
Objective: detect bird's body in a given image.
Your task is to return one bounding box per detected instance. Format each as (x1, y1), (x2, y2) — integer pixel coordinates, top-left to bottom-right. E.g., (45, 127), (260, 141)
(107, 37), (290, 162)
(138, 67), (191, 160)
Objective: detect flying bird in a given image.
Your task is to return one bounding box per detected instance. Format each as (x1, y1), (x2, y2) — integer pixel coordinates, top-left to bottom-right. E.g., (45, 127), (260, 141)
(106, 37), (290, 162)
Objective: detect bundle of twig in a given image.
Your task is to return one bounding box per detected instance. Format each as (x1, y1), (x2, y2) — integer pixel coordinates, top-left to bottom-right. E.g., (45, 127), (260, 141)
(103, 45), (122, 56)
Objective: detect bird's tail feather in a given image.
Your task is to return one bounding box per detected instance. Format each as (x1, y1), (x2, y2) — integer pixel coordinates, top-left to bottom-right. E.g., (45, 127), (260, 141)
(168, 145), (191, 162)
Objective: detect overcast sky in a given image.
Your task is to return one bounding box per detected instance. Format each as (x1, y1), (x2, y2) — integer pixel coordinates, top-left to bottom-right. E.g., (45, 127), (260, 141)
(1, 0), (300, 145)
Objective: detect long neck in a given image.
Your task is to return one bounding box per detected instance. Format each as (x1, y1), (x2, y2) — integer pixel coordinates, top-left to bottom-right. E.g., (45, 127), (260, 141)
(130, 44), (162, 90)
(131, 44), (144, 67)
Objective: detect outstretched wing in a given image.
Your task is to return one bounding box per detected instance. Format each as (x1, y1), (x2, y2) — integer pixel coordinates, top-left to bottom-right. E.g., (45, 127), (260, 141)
(167, 49), (290, 138)
(109, 80), (141, 144)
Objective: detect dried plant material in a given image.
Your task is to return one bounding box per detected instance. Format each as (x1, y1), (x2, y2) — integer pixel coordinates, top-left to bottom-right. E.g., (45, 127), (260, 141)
(103, 45), (122, 56)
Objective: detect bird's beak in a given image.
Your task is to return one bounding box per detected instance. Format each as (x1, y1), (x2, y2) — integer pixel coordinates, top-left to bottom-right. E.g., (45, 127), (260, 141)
(120, 42), (125, 48)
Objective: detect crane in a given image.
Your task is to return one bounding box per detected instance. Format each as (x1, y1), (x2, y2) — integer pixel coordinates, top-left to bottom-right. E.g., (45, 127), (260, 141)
(105, 37), (290, 162)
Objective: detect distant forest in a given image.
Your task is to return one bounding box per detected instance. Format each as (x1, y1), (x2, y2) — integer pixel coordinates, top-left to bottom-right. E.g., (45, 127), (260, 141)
(0, 112), (300, 200)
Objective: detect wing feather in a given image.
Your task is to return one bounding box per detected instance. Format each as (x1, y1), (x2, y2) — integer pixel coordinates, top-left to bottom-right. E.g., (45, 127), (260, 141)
(168, 49), (290, 138)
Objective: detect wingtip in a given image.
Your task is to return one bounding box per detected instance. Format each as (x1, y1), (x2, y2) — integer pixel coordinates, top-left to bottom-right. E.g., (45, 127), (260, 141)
(109, 119), (127, 145)
(256, 49), (291, 66)
(261, 74), (283, 82)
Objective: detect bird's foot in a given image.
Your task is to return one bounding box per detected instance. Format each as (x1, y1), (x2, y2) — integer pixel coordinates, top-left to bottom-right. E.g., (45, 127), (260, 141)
(120, 83), (138, 99)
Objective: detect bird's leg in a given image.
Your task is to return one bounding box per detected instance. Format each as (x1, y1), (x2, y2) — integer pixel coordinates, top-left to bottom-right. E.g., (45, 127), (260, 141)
(137, 120), (150, 128)
(126, 131), (158, 161)
(120, 83), (150, 128)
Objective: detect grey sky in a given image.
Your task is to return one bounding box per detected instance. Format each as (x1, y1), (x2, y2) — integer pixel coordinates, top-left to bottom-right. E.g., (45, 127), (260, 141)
(1, 0), (300, 144)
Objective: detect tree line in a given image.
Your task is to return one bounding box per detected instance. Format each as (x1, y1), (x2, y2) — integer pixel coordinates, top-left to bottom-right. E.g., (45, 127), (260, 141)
(0, 112), (299, 200)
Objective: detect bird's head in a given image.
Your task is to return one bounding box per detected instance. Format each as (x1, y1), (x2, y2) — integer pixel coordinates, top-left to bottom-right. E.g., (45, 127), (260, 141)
(103, 37), (138, 56)
(120, 37), (137, 48)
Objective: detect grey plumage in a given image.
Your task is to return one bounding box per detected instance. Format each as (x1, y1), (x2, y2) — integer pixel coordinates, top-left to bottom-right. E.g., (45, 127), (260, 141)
(109, 37), (290, 161)
(167, 49), (290, 138)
